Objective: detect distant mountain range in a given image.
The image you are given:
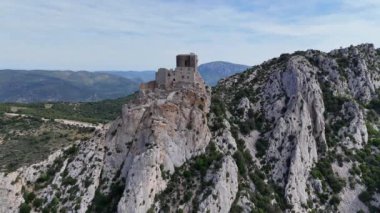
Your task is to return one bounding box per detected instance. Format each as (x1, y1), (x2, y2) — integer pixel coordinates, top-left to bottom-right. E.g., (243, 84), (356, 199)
(0, 70), (139, 103)
(0, 61), (250, 103)
(198, 61), (250, 86)
(100, 71), (156, 83)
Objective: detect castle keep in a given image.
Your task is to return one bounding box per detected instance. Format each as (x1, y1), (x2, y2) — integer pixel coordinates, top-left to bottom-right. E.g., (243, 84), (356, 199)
(140, 53), (204, 93)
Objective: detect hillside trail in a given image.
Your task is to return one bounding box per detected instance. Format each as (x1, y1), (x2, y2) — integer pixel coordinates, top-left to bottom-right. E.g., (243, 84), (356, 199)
(3, 112), (103, 129)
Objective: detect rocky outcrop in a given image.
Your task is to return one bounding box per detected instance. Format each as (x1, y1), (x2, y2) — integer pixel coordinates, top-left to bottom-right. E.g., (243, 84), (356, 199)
(215, 43), (380, 212)
(198, 156), (238, 213)
(104, 82), (211, 213)
(263, 56), (326, 210)
(338, 102), (368, 149)
(0, 172), (23, 212)
(0, 126), (107, 213)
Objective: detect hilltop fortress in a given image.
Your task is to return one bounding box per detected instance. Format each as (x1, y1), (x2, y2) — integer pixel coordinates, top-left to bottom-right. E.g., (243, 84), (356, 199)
(140, 53), (205, 93)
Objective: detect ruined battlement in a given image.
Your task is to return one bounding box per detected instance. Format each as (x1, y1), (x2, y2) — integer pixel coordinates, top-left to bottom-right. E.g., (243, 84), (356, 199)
(176, 54), (198, 69)
(140, 53), (203, 93)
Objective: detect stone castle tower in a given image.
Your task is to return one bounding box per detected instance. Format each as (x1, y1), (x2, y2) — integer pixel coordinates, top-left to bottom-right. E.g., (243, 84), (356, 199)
(140, 53), (204, 93)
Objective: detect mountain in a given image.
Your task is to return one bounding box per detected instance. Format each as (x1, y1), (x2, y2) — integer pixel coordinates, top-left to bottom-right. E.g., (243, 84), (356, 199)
(1, 44), (380, 213)
(0, 70), (139, 103)
(198, 61), (250, 86)
(208, 43), (380, 212)
(101, 71), (156, 83)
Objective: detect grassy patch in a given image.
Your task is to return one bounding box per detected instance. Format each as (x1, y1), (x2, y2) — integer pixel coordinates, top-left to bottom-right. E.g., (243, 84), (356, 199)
(0, 94), (136, 124)
(0, 116), (93, 172)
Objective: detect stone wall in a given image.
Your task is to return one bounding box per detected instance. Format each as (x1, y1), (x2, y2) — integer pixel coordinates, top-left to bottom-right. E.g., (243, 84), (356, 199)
(155, 67), (196, 89)
(176, 54), (198, 70)
(140, 54), (199, 92)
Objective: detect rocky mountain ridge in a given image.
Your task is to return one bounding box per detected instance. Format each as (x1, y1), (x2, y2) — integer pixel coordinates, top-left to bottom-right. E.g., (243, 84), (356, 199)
(1, 44), (380, 212)
(198, 61), (250, 86)
(211, 43), (380, 212)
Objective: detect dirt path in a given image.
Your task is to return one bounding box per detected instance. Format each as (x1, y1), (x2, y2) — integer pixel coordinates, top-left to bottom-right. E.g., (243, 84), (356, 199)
(3, 113), (103, 130)
(3, 113), (27, 118)
(54, 119), (103, 129)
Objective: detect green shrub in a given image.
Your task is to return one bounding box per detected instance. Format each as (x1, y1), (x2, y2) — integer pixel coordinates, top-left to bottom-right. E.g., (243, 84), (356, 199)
(336, 57), (349, 68)
(327, 175), (345, 193)
(210, 96), (226, 117)
(233, 151), (246, 176)
(19, 203), (31, 213)
(366, 96), (380, 116)
(358, 191), (371, 203)
(355, 142), (380, 201)
(33, 198), (43, 208)
(184, 191), (193, 202)
(311, 158), (345, 194)
(329, 195), (341, 206)
(193, 142), (222, 176)
(250, 173), (270, 196)
(366, 123), (379, 137)
(62, 176), (77, 186)
(210, 116), (225, 132)
(256, 138), (269, 158)
(23, 191), (36, 203)
(370, 138), (380, 147)
(322, 89), (349, 114)
(230, 204), (244, 213)
(88, 180), (125, 213)
(147, 207), (155, 213)
(36, 173), (49, 183)
(238, 119), (256, 135)
(63, 145), (79, 156)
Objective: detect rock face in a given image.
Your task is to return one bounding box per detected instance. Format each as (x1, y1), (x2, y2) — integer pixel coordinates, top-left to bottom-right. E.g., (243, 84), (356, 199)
(262, 56), (326, 210)
(198, 156), (238, 213)
(0, 126), (107, 213)
(1, 44), (380, 213)
(213, 43), (380, 212)
(108, 86), (211, 212)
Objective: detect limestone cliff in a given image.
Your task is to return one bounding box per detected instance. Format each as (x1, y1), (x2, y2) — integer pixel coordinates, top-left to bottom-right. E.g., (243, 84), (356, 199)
(211, 43), (380, 212)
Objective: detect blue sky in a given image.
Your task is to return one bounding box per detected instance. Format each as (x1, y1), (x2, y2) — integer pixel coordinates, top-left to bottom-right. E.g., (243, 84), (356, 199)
(0, 0), (379, 70)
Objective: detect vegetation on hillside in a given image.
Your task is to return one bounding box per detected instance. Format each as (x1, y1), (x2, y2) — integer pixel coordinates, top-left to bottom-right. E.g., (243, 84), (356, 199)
(0, 116), (93, 173)
(0, 94), (136, 173)
(149, 142), (223, 212)
(0, 94), (136, 123)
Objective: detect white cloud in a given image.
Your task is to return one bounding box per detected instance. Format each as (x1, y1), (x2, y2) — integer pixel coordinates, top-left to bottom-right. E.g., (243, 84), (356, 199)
(0, 0), (379, 70)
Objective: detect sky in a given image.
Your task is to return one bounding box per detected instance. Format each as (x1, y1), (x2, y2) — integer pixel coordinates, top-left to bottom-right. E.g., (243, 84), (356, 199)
(0, 0), (379, 71)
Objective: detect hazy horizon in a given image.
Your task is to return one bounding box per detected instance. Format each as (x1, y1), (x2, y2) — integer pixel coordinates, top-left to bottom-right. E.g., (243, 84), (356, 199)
(1, 0), (379, 71)
(0, 60), (251, 72)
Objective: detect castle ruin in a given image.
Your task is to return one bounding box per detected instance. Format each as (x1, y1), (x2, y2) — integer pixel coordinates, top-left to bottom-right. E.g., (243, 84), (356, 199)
(140, 53), (204, 93)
